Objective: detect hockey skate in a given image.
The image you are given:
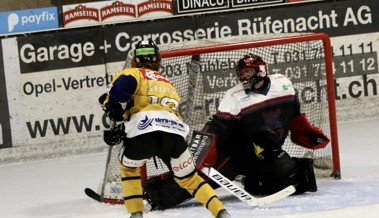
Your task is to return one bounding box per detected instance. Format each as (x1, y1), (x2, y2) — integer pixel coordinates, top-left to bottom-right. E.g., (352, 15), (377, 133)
(129, 211), (143, 218)
(216, 209), (231, 218)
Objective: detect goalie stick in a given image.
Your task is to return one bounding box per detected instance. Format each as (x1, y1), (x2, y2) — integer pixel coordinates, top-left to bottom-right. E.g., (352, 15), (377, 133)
(201, 165), (295, 207)
(190, 131), (296, 207)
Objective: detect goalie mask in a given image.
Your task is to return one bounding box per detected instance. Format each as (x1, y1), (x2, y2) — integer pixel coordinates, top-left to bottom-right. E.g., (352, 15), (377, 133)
(236, 54), (268, 93)
(134, 39), (161, 71)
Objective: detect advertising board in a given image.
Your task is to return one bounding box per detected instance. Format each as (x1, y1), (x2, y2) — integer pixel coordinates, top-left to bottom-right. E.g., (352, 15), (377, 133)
(173, 0), (284, 14)
(0, 41), (12, 148)
(62, 0), (173, 27)
(0, 7), (59, 35)
(0, 0), (377, 155)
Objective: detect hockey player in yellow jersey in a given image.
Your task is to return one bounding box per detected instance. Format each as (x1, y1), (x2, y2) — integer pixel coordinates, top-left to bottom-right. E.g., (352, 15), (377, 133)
(99, 39), (230, 218)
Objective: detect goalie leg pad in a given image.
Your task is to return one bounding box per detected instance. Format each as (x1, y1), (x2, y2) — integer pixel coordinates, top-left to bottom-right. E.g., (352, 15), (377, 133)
(291, 158), (317, 194)
(243, 151), (317, 195)
(143, 173), (192, 210)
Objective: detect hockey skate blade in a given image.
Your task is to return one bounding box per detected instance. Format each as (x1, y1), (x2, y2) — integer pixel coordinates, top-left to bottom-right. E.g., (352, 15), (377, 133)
(256, 185), (296, 207)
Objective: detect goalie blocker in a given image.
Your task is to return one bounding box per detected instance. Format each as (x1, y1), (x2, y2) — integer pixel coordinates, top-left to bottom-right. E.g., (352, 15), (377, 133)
(143, 131), (317, 210)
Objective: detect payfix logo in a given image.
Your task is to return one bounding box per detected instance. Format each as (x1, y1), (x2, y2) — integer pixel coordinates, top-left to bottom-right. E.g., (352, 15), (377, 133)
(7, 11), (56, 32)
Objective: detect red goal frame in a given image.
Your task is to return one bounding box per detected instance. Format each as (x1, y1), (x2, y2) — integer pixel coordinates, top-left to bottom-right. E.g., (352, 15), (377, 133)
(160, 33), (341, 179)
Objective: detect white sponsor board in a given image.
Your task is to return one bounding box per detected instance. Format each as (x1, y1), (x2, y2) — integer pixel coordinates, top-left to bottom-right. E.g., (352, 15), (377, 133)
(2, 37), (112, 147)
(330, 33), (379, 121)
(63, 0), (173, 27)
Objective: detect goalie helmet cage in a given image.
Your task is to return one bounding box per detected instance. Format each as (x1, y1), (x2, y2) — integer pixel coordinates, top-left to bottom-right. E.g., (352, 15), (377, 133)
(100, 32), (341, 204)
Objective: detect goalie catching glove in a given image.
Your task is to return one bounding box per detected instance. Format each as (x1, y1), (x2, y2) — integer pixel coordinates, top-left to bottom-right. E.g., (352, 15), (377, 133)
(290, 113), (330, 149)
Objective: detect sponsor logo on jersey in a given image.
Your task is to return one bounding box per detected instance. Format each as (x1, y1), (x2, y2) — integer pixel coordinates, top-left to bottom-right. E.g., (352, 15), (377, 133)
(240, 95), (251, 102)
(172, 156), (193, 172)
(137, 115), (154, 130)
(137, 115), (185, 132)
(282, 83), (292, 91)
(143, 70), (172, 84)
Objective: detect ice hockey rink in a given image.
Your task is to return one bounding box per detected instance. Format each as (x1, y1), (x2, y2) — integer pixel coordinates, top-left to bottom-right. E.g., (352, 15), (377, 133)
(1, 118), (379, 218)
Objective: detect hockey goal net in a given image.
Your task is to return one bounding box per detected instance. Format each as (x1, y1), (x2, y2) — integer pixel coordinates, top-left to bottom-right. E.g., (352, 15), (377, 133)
(100, 33), (341, 203)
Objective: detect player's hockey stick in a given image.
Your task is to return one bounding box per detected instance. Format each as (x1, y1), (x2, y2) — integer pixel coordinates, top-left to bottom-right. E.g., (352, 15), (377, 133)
(84, 134), (115, 203)
(84, 118), (127, 204)
(190, 130), (295, 207)
(85, 187), (124, 204)
(85, 94), (123, 204)
(84, 187), (102, 202)
(201, 165), (295, 207)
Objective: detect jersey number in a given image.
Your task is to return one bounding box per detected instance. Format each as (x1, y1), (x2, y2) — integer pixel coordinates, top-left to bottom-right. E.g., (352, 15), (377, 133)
(149, 96), (179, 110)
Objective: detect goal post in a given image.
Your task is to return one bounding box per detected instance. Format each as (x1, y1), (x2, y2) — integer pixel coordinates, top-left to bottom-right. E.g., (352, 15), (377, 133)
(99, 32), (341, 204)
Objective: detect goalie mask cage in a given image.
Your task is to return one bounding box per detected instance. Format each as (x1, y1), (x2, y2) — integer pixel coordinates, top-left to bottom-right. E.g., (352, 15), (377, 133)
(100, 33), (341, 203)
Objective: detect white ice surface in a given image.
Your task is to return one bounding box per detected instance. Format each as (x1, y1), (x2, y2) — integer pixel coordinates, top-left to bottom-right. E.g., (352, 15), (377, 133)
(1, 119), (379, 218)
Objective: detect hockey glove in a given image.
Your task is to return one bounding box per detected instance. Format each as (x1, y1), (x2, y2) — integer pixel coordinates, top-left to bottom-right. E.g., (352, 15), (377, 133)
(103, 123), (125, 146)
(290, 113), (330, 149)
(98, 93), (125, 122)
(105, 105), (125, 122)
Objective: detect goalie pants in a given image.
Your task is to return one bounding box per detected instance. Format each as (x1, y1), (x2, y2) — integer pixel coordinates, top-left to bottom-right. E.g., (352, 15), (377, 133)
(118, 131), (225, 217)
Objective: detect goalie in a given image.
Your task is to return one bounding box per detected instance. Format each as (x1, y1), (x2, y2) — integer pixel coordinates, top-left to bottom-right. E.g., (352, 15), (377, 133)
(143, 54), (330, 210)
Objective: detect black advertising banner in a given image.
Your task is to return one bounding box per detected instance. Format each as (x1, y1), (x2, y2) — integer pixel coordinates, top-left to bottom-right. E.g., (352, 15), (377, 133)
(105, 0), (379, 63)
(16, 16), (199, 72)
(102, 16), (198, 63)
(14, 0), (379, 72)
(0, 40), (12, 148)
(17, 28), (106, 74)
(193, 0), (379, 38)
